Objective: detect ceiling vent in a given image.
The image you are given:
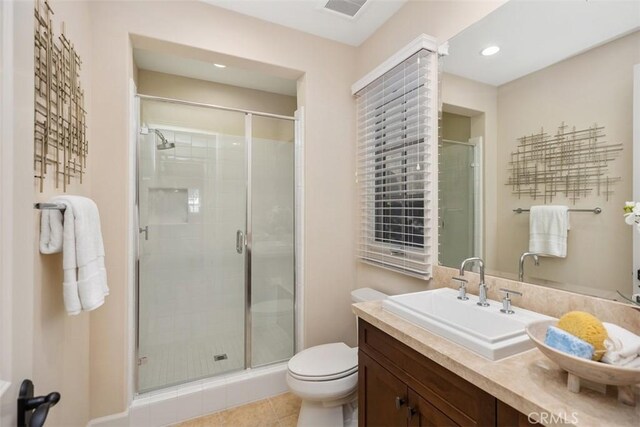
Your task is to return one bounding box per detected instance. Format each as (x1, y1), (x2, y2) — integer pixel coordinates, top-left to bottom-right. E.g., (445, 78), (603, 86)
(323, 0), (368, 18)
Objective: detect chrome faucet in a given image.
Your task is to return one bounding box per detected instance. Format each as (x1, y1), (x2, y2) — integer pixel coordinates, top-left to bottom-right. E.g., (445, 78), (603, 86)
(499, 288), (523, 314)
(452, 276), (468, 300)
(518, 252), (540, 282)
(459, 257), (489, 307)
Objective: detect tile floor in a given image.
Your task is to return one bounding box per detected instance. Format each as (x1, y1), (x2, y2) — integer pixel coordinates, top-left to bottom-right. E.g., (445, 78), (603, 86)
(176, 392), (301, 427)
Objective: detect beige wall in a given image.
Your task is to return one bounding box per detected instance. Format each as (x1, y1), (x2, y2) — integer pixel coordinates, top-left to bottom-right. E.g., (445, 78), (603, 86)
(31, 1), (94, 424)
(494, 31), (640, 297)
(87, 0), (356, 418)
(1, 0), (93, 425)
(442, 112), (471, 142)
(138, 70), (296, 140)
(138, 69), (297, 116)
(0, 1), (36, 424)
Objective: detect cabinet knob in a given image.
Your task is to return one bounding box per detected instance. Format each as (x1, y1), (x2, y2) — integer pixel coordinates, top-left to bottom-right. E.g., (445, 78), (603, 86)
(395, 396), (406, 409)
(407, 406), (416, 420)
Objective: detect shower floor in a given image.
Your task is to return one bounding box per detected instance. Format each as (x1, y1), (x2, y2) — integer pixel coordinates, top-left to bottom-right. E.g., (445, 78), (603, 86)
(138, 324), (293, 392)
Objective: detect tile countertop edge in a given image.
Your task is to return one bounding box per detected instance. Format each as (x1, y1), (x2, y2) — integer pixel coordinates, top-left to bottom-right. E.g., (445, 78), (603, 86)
(353, 301), (640, 427)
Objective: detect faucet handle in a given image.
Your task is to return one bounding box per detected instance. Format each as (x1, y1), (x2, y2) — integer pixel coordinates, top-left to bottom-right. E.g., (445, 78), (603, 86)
(499, 288), (523, 297)
(452, 277), (469, 300)
(499, 288), (522, 314)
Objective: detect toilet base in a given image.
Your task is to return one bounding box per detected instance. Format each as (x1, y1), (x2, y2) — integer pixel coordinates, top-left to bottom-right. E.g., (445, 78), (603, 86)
(297, 398), (357, 427)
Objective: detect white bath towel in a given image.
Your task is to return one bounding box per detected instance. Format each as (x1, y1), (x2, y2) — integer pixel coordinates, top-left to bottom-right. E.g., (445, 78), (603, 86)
(529, 205), (570, 257)
(50, 196), (109, 315)
(621, 357), (640, 369)
(601, 322), (640, 366)
(39, 209), (64, 254)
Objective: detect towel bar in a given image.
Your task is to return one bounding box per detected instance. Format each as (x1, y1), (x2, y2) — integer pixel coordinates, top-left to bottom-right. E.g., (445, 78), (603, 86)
(34, 202), (66, 211)
(513, 207), (602, 214)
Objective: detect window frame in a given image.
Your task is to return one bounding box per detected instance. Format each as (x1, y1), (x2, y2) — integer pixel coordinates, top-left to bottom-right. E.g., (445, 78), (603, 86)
(354, 44), (439, 280)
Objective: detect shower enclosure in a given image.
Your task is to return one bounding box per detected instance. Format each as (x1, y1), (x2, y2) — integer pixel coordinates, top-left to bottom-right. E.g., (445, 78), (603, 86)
(136, 96), (296, 393)
(438, 138), (482, 267)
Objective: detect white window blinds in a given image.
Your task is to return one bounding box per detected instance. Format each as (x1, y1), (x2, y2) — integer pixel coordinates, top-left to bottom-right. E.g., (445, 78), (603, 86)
(355, 49), (437, 279)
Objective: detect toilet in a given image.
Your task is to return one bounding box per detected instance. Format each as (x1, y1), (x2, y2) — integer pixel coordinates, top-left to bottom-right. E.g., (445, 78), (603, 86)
(286, 287), (388, 427)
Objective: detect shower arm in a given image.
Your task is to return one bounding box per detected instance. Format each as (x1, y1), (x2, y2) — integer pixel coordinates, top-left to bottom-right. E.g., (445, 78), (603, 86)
(153, 129), (169, 145)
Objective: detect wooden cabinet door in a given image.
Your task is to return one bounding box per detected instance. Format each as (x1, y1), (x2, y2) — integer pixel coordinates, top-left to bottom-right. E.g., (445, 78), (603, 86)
(359, 351), (409, 427)
(497, 401), (539, 427)
(408, 389), (459, 427)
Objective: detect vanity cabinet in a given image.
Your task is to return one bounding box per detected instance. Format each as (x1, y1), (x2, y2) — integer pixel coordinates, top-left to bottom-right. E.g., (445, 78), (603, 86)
(358, 319), (535, 427)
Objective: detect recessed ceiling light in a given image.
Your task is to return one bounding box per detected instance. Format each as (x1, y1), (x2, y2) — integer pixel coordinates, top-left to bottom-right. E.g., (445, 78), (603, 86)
(481, 46), (500, 56)
(213, 63), (227, 68)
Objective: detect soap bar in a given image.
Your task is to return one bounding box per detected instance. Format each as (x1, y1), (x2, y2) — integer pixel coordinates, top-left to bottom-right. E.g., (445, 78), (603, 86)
(544, 325), (594, 360)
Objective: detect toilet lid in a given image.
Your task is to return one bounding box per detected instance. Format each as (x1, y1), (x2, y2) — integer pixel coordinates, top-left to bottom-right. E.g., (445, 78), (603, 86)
(288, 343), (358, 380)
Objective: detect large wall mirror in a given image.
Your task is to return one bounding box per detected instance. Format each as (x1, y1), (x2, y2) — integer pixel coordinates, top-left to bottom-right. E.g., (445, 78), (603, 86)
(439, 0), (640, 301)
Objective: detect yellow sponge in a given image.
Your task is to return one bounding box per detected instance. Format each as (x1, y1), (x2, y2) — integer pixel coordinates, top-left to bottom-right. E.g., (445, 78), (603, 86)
(557, 311), (608, 361)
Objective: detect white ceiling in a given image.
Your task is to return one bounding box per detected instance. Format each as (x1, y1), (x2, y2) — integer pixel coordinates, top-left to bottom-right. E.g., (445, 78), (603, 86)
(201, 0), (407, 46)
(444, 0), (640, 87)
(134, 48), (298, 96)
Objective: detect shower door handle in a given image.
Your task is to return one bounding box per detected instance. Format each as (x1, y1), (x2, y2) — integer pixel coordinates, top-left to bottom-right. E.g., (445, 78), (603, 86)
(139, 226), (149, 241)
(236, 230), (245, 254)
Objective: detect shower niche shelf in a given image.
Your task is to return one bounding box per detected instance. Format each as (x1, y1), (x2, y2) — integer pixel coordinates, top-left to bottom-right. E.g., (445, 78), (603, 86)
(147, 188), (189, 224)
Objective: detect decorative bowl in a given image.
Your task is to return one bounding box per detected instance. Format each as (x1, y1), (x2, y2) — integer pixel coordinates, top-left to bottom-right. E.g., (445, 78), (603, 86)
(526, 320), (640, 406)
(526, 320), (640, 385)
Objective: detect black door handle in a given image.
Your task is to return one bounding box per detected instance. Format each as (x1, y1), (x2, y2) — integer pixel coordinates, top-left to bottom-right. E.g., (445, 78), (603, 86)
(29, 399), (60, 427)
(17, 380), (61, 427)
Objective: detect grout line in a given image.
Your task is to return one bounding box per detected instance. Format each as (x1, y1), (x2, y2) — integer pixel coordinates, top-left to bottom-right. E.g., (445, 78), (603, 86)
(265, 395), (279, 421)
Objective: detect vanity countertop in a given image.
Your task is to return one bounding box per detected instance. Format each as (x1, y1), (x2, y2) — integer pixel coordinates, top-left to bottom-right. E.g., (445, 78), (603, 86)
(353, 300), (640, 427)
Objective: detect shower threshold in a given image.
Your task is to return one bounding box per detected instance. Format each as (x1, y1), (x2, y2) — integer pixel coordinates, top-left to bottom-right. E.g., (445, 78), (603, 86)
(130, 363), (289, 425)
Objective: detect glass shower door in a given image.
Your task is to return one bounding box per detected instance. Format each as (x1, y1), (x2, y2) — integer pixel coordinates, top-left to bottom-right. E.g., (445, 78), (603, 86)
(137, 100), (247, 392)
(439, 140), (476, 267)
(250, 115), (295, 367)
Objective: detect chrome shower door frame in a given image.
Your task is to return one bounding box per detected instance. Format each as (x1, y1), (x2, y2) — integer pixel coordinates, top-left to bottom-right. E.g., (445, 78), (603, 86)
(244, 113), (253, 370)
(133, 94), (298, 395)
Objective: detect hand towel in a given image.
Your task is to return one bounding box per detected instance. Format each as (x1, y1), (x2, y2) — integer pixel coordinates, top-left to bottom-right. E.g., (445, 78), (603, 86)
(601, 322), (640, 366)
(529, 205), (570, 257)
(621, 357), (640, 369)
(52, 196), (109, 315)
(39, 208), (64, 254)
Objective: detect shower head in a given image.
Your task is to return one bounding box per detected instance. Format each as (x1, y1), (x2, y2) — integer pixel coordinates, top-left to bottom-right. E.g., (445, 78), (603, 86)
(157, 142), (176, 150)
(153, 129), (175, 150)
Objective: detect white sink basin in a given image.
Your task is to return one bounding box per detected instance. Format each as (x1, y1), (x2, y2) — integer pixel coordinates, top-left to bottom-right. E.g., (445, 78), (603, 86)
(382, 288), (554, 360)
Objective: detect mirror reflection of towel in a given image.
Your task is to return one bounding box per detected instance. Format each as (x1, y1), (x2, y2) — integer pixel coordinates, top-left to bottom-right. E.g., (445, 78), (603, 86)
(529, 205), (569, 257)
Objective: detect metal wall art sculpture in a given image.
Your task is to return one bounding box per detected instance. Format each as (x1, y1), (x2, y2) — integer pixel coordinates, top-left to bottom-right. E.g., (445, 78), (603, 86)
(34, 0), (87, 192)
(507, 122), (622, 204)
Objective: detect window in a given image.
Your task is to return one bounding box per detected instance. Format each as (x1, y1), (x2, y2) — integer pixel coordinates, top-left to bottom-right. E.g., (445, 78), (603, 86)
(355, 48), (437, 279)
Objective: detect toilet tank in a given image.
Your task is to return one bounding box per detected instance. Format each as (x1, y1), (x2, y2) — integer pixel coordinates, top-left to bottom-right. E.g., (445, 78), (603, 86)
(351, 287), (388, 303)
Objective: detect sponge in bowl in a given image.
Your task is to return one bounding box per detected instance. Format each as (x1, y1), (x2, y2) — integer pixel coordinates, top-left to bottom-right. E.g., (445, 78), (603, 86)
(544, 326), (595, 359)
(557, 311), (608, 361)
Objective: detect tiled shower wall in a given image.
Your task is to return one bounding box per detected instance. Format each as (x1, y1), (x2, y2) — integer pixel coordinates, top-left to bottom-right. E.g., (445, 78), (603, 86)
(137, 123), (294, 392)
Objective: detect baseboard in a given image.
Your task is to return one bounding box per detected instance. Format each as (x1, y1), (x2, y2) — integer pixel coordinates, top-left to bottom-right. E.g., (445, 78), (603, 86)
(86, 410), (129, 427)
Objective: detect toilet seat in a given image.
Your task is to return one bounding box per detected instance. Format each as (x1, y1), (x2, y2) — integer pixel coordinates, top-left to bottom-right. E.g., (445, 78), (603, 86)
(288, 343), (357, 382)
